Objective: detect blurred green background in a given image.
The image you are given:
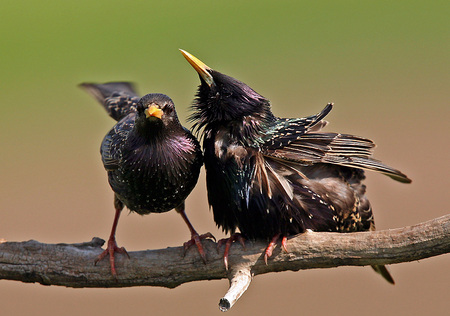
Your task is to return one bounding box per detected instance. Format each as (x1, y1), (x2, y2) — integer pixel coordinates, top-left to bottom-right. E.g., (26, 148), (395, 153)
(0, 1), (448, 315)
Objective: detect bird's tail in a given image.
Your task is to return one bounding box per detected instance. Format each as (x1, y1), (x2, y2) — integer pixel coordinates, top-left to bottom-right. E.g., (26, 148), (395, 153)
(79, 82), (140, 121)
(372, 264), (395, 284)
(79, 82), (138, 103)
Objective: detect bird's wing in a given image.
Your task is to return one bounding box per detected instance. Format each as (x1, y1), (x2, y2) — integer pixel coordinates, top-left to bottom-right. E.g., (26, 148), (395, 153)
(100, 130), (118, 170)
(207, 145), (338, 237)
(80, 82), (140, 121)
(247, 153), (339, 236)
(100, 116), (134, 170)
(264, 132), (411, 183)
(261, 103), (333, 149)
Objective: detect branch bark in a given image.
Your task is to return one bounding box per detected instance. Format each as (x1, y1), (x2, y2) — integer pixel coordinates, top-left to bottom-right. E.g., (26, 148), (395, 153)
(0, 215), (449, 311)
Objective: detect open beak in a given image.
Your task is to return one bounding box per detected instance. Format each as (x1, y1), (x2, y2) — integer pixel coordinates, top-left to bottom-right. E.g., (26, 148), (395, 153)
(180, 49), (214, 87)
(145, 105), (163, 119)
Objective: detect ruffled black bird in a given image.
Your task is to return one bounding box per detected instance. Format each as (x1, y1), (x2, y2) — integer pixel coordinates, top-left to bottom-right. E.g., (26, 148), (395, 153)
(181, 50), (411, 284)
(80, 82), (213, 277)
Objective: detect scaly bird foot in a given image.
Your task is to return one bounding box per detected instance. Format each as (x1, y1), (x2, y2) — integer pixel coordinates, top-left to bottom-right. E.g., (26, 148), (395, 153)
(217, 233), (246, 270)
(94, 237), (130, 278)
(264, 234), (288, 265)
(183, 232), (216, 263)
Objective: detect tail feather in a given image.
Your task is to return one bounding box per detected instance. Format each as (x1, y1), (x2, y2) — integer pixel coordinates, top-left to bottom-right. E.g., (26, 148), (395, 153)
(79, 82), (140, 121)
(79, 82), (138, 102)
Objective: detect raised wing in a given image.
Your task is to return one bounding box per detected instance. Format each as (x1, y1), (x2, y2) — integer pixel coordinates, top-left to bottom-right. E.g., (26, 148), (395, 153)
(264, 132), (411, 183)
(262, 103), (332, 149)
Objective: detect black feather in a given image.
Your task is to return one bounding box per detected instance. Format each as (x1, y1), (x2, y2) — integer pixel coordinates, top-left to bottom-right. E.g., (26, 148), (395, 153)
(81, 82), (203, 214)
(183, 52), (411, 283)
(80, 82), (140, 121)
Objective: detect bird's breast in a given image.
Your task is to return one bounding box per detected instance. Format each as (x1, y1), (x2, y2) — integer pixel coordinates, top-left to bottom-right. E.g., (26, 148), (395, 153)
(110, 136), (201, 214)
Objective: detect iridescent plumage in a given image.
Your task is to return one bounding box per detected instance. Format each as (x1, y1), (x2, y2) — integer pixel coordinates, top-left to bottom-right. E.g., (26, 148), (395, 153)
(181, 50), (411, 283)
(81, 82), (211, 276)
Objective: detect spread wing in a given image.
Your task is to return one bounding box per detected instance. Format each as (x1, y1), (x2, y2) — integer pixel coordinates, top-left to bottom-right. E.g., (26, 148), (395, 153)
(262, 105), (411, 183)
(262, 103), (332, 149)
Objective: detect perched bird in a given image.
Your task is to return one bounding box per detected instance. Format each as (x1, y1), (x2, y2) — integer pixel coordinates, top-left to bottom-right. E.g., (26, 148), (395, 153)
(80, 82), (213, 277)
(181, 50), (411, 284)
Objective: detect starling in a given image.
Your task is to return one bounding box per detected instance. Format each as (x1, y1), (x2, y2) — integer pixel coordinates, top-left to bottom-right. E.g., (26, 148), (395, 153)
(181, 50), (411, 283)
(80, 82), (213, 277)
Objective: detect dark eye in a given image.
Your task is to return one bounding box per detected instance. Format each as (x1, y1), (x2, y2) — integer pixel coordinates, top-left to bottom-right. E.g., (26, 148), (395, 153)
(136, 103), (145, 113)
(163, 103), (173, 114)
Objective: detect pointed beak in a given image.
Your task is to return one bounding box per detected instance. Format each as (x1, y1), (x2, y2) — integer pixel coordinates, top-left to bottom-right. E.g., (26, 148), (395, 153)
(145, 105), (163, 120)
(180, 49), (214, 87)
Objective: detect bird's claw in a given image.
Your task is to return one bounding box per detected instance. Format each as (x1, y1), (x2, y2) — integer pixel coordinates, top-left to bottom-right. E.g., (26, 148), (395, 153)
(217, 233), (246, 270)
(183, 232), (216, 263)
(94, 238), (129, 278)
(264, 234), (288, 265)
(281, 236), (288, 253)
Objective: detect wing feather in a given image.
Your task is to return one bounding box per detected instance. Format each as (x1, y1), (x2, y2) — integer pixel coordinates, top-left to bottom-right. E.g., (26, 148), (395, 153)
(264, 132), (411, 183)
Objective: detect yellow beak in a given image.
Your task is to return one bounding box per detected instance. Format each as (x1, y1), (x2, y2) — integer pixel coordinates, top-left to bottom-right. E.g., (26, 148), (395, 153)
(180, 49), (214, 87)
(145, 105), (163, 119)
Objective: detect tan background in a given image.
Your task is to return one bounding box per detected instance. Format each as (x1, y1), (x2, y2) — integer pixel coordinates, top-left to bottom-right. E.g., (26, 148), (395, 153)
(0, 1), (448, 315)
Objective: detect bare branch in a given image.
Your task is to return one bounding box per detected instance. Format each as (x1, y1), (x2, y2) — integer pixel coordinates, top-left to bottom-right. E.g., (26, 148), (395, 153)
(219, 267), (252, 311)
(0, 214), (449, 311)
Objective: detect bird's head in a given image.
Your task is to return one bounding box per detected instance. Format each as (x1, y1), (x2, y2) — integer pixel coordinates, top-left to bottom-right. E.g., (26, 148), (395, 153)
(135, 93), (180, 132)
(181, 49), (273, 133)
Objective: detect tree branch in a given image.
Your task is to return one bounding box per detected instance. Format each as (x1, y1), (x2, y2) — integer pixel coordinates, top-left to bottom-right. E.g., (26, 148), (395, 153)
(0, 214), (449, 311)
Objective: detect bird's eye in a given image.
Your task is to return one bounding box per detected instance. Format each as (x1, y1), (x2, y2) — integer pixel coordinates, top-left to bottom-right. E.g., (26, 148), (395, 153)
(136, 103), (145, 113)
(163, 103), (173, 114)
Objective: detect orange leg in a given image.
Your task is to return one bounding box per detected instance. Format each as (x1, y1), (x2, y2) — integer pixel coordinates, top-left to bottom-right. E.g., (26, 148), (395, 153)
(217, 233), (246, 270)
(95, 196), (129, 278)
(177, 202), (215, 263)
(264, 234), (288, 265)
